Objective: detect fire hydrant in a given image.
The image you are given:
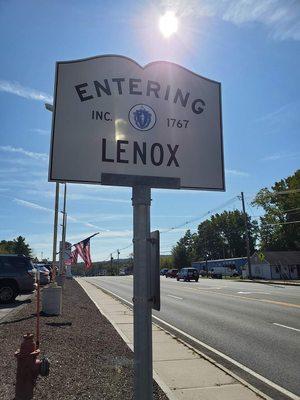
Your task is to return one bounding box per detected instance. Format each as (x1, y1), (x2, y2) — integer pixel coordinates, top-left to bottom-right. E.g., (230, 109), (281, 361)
(15, 333), (50, 400)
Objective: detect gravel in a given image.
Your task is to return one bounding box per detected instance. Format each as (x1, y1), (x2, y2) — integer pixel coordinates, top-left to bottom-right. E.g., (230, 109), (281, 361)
(0, 279), (168, 400)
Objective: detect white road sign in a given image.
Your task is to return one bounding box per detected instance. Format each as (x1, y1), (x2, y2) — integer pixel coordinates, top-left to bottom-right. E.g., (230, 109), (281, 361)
(49, 55), (224, 190)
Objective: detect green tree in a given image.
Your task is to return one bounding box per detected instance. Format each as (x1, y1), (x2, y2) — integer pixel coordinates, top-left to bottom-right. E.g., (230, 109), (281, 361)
(0, 236), (32, 257)
(194, 210), (257, 260)
(13, 236), (32, 257)
(171, 242), (190, 268)
(172, 211), (258, 265)
(160, 256), (173, 269)
(252, 169), (300, 250)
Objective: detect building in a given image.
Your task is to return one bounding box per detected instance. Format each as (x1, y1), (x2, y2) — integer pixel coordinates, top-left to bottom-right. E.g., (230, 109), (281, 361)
(243, 251), (300, 280)
(192, 257), (247, 275)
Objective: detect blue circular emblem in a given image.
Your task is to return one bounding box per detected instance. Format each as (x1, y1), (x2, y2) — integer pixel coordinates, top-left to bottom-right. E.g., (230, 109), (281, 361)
(129, 104), (156, 131)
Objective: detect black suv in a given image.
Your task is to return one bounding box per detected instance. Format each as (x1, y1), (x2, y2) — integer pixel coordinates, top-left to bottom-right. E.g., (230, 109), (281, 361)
(177, 268), (199, 282)
(0, 254), (36, 303)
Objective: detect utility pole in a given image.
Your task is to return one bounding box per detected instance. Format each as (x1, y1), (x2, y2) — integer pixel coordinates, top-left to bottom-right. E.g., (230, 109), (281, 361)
(117, 249), (120, 275)
(110, 253), (114, 275)
(45, 102), (60, 283)
(51, 182), (60, 282)
(241, 192), (252, 279)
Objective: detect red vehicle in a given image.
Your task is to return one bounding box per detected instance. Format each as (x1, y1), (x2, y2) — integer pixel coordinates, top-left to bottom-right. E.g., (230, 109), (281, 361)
(165, 269), (178, 278)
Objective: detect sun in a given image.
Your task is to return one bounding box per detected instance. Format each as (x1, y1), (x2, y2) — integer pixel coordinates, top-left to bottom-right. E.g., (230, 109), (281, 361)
(159, 11), (178, 38)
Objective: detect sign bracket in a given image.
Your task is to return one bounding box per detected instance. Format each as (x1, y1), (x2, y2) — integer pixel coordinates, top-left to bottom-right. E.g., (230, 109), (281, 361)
(101, 173), (180, 189)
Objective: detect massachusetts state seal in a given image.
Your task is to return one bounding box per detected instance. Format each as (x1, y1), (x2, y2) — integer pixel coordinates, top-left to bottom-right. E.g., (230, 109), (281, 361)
(128, 104), (156, 131)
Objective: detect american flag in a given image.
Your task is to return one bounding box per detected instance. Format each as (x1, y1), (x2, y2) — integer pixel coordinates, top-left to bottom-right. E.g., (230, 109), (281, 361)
(75, 237), (92, 269)
(65, 248), (79, 265)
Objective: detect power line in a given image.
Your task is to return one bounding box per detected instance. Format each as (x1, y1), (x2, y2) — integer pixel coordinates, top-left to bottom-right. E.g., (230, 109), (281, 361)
(261, 220), (300, 227)
(102, 195), (238, 262)
(247, 188), (300, 202)
(162, 196), (238, 234)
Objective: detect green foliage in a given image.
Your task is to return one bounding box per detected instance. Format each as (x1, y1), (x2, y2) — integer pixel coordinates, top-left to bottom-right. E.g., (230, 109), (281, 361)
(252, 169), (300, 250)
(0, 236), (32, 257)
(172, 211), (258, 264)
(160, 255), (173, 269)
(71, 258), (134, 276)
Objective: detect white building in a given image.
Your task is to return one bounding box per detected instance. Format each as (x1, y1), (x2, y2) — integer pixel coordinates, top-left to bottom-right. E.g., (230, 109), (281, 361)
(243, 251), (300, 280)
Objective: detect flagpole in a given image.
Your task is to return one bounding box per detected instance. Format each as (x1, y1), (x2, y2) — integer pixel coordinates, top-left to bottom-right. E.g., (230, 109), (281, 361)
(72, 232), (99, 247)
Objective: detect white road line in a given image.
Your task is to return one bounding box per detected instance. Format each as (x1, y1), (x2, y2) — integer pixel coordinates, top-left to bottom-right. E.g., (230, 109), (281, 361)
(237, 291), (271, 295)
(273, 323), (300, 332)
(92, 281), (299, 400)
(167, 294), (183, 300)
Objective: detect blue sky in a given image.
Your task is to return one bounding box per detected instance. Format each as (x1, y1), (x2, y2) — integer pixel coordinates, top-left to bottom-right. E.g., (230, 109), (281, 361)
(0, 0), (299, 261)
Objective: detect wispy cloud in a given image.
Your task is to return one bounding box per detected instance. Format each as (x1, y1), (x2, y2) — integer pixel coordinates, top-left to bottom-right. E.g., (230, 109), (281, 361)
(30, 128), (50, 136)
(262, 151), (300, 161)
(13, 198), (52, 213)
(67, 193), (131, 203)
(0, 80), (53, 102)
(225, 168), (250, 177)
(255, 102), (295, 123)
(13, 197), (107, 231)
(0, 145), (48, 161)
(23, 189), (131, 204)
(160, 0), (300, 41)
(254, 101), (300, 136)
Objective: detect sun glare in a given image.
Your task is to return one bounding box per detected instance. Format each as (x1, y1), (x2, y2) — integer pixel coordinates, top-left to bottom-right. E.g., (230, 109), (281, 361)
(159, 11), (178, 38)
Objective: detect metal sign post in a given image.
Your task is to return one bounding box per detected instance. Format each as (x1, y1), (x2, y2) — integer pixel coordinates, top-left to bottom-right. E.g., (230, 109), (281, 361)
(132, 185), (153, 400)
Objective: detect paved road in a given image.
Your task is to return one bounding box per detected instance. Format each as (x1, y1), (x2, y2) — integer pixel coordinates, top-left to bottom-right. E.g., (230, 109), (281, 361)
(86, 276), (300, 397)
(0, 294), (32, 322)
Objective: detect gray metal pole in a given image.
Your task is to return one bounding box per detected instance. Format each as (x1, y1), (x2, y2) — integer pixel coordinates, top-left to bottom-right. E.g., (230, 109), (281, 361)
(241, 192), (252, 279)
(132, 185), (153, 400)
(60, 183), (67, 276)
(51, 182), (60, 282)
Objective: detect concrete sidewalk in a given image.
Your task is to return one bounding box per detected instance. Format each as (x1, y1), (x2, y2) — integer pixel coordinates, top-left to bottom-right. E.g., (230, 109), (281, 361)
(77, 278), (266, 400)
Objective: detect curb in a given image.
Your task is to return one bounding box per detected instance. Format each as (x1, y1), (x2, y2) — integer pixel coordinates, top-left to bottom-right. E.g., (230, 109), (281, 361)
(238, 280), (300, 287)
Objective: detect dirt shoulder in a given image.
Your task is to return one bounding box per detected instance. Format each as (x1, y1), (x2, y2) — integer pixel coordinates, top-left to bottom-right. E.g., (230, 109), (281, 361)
(0, 279), (168, 400)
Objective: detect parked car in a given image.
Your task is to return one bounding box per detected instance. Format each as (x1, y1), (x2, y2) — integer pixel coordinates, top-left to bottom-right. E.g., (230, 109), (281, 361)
(177, 268), (199, 282)
(160, 268), (169, 276)
(34, 264), (51, 285)
(42, 263), (57, 281)
(208, 269), (222, 279)
(208, 267), (240, 278)
(166, 269), (178, 278)
(0, 254), (36, 303)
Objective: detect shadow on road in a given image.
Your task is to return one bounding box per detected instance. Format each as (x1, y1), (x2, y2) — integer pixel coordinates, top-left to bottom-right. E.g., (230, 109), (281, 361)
(0, 298), (32, 310)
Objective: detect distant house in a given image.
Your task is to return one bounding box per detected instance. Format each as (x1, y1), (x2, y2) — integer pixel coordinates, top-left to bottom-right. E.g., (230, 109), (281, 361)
(243, 251), (300, 280)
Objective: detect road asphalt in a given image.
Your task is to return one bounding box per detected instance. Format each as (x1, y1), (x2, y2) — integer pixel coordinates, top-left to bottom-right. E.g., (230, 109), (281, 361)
(85, 276), (300, 398)
(0, 294), (32, 322)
